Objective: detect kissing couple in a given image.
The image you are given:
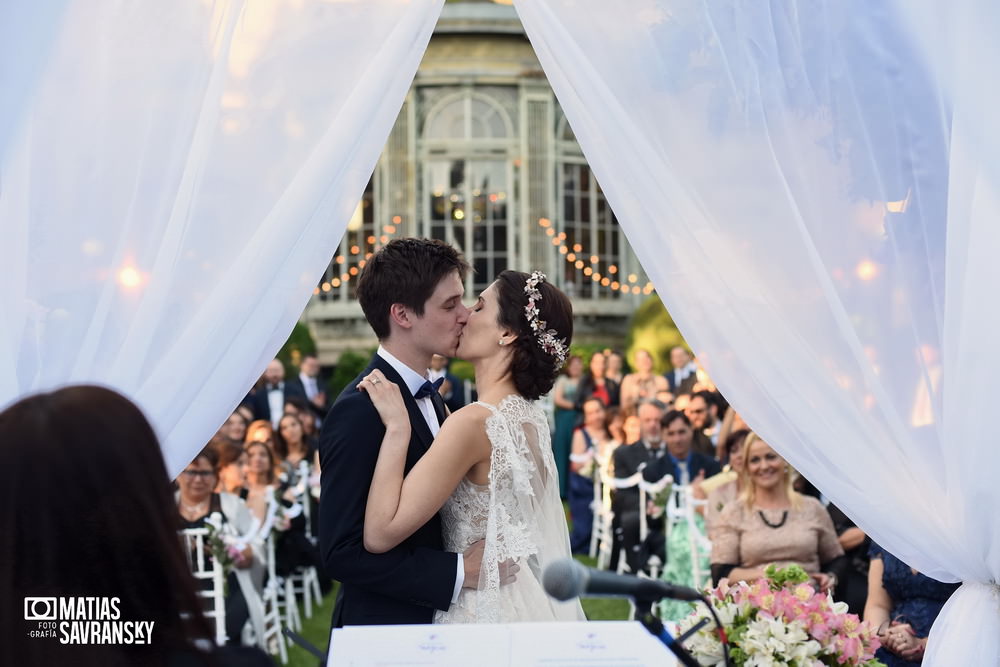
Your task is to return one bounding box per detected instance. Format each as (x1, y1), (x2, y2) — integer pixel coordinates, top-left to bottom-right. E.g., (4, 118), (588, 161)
(319, 238), (585, 626)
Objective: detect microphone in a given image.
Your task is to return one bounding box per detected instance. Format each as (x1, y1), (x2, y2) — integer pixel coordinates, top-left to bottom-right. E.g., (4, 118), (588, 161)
(543, 558), (702, 602)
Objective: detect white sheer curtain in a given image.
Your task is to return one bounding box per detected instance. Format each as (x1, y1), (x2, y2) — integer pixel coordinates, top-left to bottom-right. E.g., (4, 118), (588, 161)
(0, 0), (444, 477)
(515, 0), (998, 662)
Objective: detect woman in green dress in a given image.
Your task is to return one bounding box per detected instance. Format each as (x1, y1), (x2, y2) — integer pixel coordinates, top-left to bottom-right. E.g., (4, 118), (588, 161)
(551, 354), (583, 498)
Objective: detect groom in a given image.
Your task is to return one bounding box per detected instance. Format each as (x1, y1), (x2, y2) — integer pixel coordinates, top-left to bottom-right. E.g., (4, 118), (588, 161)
(319, 238), (482, 627)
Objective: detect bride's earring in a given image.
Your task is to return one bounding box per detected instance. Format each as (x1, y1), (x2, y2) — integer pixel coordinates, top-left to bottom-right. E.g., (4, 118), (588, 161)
(498, 339), (506, 346)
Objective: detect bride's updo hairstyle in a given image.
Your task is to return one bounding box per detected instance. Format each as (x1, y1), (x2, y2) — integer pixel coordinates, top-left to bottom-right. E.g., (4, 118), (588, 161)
(494, 270), (573, 400)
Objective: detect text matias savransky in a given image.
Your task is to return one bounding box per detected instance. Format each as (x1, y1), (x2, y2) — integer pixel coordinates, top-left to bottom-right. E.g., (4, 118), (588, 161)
(24, 596), (155, 645)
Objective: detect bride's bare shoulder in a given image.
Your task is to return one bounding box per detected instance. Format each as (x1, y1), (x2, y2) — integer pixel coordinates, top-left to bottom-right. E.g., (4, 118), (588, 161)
(445, 403), (493, 428)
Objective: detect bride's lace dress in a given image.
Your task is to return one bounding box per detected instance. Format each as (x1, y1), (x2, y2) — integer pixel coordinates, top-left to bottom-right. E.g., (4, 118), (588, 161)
(435, 395), (586, 623)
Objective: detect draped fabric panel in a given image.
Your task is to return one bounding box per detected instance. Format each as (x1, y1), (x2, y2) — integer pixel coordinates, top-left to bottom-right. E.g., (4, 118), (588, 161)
(0, 0), (444, 477)
(514, 1), (999, 662)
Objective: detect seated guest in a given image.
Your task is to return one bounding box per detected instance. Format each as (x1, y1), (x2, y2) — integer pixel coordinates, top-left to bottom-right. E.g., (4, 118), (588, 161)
(829, 503), (870, 616)
(178, 448), (262, 645)
(241, 441), (283, 523)
(710, 434), (845, 592)
(622, 412), (642, 446)
(240, 441), (314, 577)
(606, 406), (626, 445)
(568, 397), (617, 553)
(698, 428), (750, 538)
(244, 419), (273, 444)
(284, 395), (320, 442)
(619, 348), (669, 416)
(213, 438), (248, 494)
(0, 385), (269, 665)
(273, 413), (316, 484)
(576, 351), (621, 408)
(864, 543), (959, 665)
(665, 346), (698, 394)
(643, 410), (722, 488)
(611, 400), (667, 572)
(217, 410), (248, 442)
(685, 390), (721, 456)
(604, 349), (625, 385)
(716, 408), (749, 464)
(639, 410), (722, 568)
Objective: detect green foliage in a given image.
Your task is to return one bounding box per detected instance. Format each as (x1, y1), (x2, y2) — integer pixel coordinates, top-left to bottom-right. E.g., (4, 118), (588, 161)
(277, 321), (317, 376)
(327, 349), (375, 400)
(449, 359), (476, 383)
(764, 563), (810, 590)
(624, 293), (688, 374)
(568, 342), (616, 366)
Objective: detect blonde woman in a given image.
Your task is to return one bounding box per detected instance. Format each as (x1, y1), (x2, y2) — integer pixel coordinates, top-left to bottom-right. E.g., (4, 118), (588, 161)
(709, 433), (844, 591)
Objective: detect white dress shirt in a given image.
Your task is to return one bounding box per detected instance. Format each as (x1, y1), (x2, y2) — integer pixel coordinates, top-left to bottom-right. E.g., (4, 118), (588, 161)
(673, 361), (698, 387)
(299, 371), (320, 401)
(267, 384), (285, 428)
(376, 346), (462, 601)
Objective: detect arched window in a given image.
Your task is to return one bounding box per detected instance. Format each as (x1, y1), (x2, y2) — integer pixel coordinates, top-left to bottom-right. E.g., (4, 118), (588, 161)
(422, 90), (514, 293)
(555, 113), (643, 300)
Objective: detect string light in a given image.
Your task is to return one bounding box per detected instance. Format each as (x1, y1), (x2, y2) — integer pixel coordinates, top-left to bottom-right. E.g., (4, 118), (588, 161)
(315, 213), (406, 295)
(535, 217), (654, 298)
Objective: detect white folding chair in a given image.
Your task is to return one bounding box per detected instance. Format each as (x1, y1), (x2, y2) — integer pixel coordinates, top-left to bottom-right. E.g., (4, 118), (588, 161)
(593, 466), (618, 569)
(180, 528), (227, 646)
(287, 462), (323, 619)
(260, 534), (289, 663)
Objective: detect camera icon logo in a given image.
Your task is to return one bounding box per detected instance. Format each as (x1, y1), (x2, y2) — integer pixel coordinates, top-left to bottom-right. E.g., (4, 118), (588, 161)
(24, 597), (57, 621)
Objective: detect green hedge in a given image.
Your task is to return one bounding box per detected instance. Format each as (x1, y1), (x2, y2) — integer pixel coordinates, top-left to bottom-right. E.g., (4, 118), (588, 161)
(623, 294), (688, 374)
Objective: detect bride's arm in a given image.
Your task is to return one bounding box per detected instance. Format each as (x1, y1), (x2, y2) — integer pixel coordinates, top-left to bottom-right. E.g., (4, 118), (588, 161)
(359, 371), (490, 554)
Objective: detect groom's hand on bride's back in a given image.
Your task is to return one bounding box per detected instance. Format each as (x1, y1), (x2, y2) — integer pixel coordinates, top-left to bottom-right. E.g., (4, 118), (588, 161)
(461, 539), (520, 588)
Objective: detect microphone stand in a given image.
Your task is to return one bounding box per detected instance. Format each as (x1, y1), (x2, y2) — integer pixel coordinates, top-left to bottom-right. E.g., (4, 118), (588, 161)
(638, 612), (701, 667)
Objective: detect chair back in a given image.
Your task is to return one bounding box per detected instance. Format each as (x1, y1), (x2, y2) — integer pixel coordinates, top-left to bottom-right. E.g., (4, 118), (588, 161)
(180, 527), (227, 645)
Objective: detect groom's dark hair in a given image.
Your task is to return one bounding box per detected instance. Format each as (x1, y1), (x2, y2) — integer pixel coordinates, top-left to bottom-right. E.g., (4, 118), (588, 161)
(357, 238), (470, 339)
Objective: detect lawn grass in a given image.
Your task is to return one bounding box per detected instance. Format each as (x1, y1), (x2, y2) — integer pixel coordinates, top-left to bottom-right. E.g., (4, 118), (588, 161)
(284, 554), (631, 666)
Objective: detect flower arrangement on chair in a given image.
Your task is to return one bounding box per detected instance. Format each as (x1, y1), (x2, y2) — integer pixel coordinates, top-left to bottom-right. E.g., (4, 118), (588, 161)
(677, 564), (885, 666)
(203, 512), (245, 593)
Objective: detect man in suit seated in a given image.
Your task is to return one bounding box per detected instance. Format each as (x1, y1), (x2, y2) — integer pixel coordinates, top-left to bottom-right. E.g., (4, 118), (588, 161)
(610, 399), (668, 573)
(644, 409), (722, 491)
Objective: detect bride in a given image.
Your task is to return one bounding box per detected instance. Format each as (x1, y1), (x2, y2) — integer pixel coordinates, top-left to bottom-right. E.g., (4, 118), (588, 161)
(357, 270), (585, 623)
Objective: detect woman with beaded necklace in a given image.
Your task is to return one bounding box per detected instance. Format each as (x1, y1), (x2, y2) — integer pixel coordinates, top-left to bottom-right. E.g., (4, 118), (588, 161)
(357, 270), (585, 624)
(710, 433), (846, 593)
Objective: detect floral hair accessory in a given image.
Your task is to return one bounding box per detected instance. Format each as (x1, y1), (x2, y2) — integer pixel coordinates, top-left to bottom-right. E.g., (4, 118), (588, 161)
(523, 271), (569, 367)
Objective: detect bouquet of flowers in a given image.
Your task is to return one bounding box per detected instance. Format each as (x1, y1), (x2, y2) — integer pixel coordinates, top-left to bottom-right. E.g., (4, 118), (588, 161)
(677, 564), (885, 666)
(203, 512), (246, 593)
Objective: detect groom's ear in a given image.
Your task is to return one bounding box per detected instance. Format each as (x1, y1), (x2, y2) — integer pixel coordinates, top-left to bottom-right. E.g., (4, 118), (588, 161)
(389, 303), (414, 330)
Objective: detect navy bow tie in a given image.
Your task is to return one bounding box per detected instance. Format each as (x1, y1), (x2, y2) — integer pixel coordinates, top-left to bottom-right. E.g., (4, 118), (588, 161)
(414, 378), (445, 400)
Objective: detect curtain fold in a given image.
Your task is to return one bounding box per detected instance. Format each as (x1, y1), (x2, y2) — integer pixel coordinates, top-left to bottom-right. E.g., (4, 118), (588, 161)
(0, 0), (445, 476)
(514, 0), (999, 662)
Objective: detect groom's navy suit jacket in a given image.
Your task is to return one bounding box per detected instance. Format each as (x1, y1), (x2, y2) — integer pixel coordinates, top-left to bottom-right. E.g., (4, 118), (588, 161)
(319, 354), (457, 626)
